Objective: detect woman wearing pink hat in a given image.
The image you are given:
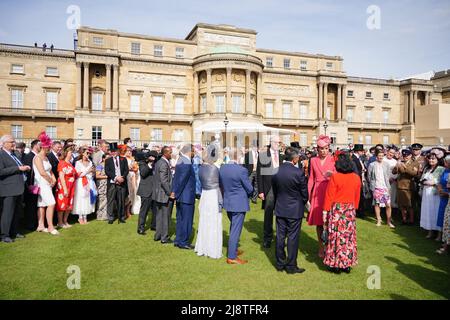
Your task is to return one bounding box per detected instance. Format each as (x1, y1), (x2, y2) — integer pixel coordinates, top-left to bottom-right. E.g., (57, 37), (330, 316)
(308, 135), (336, 257)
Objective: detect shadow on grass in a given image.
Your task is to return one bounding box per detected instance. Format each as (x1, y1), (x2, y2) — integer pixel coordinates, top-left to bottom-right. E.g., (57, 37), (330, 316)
(385, 256), (450, 299)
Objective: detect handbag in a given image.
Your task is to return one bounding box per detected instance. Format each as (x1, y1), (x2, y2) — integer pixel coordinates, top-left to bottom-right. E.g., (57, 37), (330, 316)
(27, 167), (40, 195)
(321, 229), (328, 245)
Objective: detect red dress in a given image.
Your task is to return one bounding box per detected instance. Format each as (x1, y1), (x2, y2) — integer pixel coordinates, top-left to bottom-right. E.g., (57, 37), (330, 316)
(56, 160), (77, 211)
(307, 155), (336, 226)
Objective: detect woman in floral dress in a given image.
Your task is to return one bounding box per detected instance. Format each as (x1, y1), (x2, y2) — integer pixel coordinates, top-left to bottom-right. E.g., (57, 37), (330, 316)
(95, 154), (109, 220)
(56, 145), (76, 228)
(323, 153), (361, 273)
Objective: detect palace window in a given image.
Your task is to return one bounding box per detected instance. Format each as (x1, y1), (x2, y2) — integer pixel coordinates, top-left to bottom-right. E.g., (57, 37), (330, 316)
(173, 129), (184, 141)
(131, 42), (141, 55)
(266, 57), (273, 68)
(300, 60), (307, 71)
(383, 110), (389, 124)
(282, 102), (292, 118)
(283, 58), (290, 69)
(93, 37), (103, 46)
(46, 67), (58, 76)
(11, 89), (24, 109)
(215, 94), (225, 113)
(130, 94), (140, 112)
(300, 133), (307, 147)
(154, 45), (163, 57)
(200, 94), (207, 113)
(92, 126), (102, 141)
(46, 91), (58, 112)
(347, 108), (354, 122)
(11, 64), (24, 74)
(383, 135), (389, 145)
(11, 125), (23, 139)
(365, 108), (373, 123)
(300, 103), (308, 118)
(175, 96), (185, 113)
(153, 95), (163, 113)
(326, 106), (331, 120)
(232, 95), (242, 113)
(365, 135), (372, 145)
(176, 47), (184, 58)
(151, 128), (163, 141)
(347, 90), (354, 97)
(92, 92), (103, 111)
(326, 62), (333, 69)
(348, 134), (354, 144)
(383, 92), (390, 100)
(46, 126), (57, 139)
(265, 102), (274, 118)
(77, 128), (84, 139)
(130, 128), (140, 141)
(366, 91), (372, 99)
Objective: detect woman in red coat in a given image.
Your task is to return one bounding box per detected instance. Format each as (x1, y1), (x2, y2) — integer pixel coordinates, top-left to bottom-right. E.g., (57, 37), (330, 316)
(323, 153), (361, 273)
(307, 135), (336, 258)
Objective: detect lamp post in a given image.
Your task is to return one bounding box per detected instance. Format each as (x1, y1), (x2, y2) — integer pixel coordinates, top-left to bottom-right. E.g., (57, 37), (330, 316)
(224, 115), (229, 148)
(323, 120), (328, 136)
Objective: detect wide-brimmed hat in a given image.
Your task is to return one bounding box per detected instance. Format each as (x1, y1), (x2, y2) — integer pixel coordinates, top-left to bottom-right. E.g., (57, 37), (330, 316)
(290, 142), (301, 149)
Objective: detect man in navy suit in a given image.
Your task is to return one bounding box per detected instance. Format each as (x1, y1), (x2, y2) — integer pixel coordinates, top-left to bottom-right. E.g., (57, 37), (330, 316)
(271, 147), (308, 274)
(220, 150), (254, 264)
(173, 144), (196, 249)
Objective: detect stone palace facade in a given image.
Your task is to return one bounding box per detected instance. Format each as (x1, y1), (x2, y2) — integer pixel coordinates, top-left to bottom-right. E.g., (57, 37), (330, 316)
(1, 23), (449, 148)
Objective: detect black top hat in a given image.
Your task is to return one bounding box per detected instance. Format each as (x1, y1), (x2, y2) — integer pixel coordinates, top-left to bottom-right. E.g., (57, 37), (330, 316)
(108, 142), (118, 151)
(353, 144), (364, 152)
(411, 143), (423, 150)
(290, 142), (301, 149)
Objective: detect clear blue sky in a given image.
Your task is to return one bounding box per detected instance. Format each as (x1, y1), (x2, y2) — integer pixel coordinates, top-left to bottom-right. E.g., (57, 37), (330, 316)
(1, 0), (449, 79)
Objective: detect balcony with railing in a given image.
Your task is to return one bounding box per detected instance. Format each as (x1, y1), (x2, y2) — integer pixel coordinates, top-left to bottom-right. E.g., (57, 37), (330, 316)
(347, 121), (402, 131)
(119, 111), (194, 122)
(0, 107), (75, 119)
(0, 43), (75, 57)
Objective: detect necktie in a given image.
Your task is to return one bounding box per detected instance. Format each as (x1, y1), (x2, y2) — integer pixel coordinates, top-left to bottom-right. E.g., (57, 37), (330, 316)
(10, 153), (26, 181)
(274, 151), (279, 167)
(115, 157), (119, 167)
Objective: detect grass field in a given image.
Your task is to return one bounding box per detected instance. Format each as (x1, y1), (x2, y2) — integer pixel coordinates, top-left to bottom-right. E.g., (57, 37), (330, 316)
(0, 202), (449, 300)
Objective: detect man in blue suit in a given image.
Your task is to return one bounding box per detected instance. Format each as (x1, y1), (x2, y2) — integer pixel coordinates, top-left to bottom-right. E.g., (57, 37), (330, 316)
(219, 150), (254, 264)
(271, 147), (308, 274)
(173, 144), (196, 250)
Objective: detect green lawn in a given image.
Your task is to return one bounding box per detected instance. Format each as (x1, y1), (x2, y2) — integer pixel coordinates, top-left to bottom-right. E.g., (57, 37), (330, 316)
(0, 202), (449, 300)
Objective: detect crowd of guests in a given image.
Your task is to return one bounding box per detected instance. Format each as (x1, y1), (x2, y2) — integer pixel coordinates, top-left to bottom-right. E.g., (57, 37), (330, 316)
(1, 131), (449, 275)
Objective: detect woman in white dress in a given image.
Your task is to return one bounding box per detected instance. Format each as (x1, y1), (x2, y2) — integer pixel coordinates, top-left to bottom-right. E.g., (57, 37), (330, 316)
(124, 147), (140, 216)
(195, 144), (223, 259)
(72, 147), (97, 224)
(34, 132), (58, 235)
(419, 153), (445, 238)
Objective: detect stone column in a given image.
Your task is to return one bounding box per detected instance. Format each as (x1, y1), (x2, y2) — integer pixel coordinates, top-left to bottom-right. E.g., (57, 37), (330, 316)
(337, 84), (342, 120)
(257, 72), (262, 115)
(412, 90), (417, 123)
(76, 62), (82, 109)
(105, 64), (111, 111)
(226, 67), (232, 113)
(206, 69), (212, 113)
(113, 65), (119, 111)
(193, 71), (199, 113)
(245, 70), (251, 114)
(323, 83), (328, 119)
(403, 92), (409, 124)
(83, 62), (89, 109)
(427, 92), (432, 105)
(408, 90), (413, 124)
(342, 84), (347, 120)
(318, 83), (323, 120)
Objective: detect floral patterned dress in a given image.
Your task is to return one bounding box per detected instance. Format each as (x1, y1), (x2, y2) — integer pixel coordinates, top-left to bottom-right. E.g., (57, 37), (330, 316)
(56, 160), (77, 212)
(96, 163), (108, 220)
